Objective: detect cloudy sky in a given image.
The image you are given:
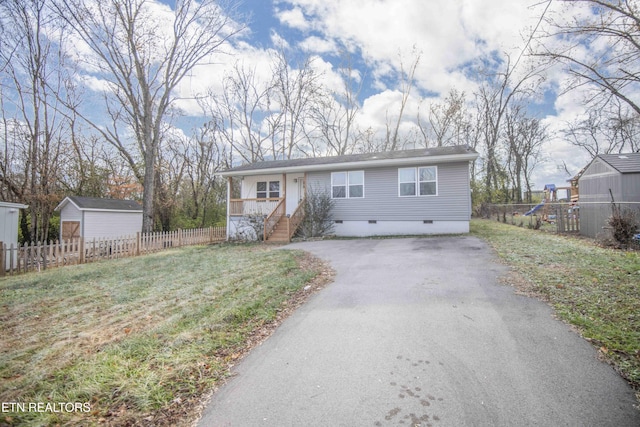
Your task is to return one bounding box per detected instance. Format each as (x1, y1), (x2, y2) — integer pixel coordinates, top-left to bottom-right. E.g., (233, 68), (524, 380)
(171, 0), (593, 191)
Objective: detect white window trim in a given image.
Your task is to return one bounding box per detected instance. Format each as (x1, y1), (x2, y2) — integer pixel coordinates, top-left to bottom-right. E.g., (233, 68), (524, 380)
(257, 180), (280, 199)
(398, 166), (438, 197)
(331, 171), (365, 199)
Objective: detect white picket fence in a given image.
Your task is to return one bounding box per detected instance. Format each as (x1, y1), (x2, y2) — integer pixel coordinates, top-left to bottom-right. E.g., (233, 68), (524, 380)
(0, 226), (226, 276)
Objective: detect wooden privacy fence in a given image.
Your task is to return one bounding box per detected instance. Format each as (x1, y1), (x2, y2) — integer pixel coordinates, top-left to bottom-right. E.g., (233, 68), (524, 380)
(0, 226), (226, 276)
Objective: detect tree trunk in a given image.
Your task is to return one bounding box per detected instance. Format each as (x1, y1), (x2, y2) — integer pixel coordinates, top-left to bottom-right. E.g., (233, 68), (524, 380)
(142, 151), (155, 233)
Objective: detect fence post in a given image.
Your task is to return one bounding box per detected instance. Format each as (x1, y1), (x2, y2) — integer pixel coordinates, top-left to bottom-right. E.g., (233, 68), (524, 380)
(178, 229), (182, 247)
(136, 232), (141, 256)
(41, 241), (47, 271)
(79, 239), (85, 264)
(9, 243), (15, 275)
(0, 241), (5, 277)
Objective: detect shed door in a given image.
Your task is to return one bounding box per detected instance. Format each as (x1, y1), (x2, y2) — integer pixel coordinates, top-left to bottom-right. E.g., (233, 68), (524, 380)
(62, 221), (81, 240)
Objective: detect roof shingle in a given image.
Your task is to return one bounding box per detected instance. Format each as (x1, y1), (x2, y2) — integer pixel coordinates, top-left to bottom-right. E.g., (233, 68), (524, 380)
(66, 196), (142, 211)
(221, 145), (477, 175)
(598, 153), (640, 173)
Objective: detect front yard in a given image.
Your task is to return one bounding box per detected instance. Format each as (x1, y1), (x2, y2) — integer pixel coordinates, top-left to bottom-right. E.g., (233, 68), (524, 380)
(471, 219), (640, 394)
(0, 244), (330, 426)
(2, 221), (638, 426)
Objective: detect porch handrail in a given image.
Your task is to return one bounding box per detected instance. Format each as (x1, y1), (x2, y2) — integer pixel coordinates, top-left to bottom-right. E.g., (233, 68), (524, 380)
(288, 197), (306, 239)
(229, 198), (283, 216)
(263, 198), (286, 241)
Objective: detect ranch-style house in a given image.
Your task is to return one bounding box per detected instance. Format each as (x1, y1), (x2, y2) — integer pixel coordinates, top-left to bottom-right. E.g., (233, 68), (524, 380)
(219, 145), (479, 242)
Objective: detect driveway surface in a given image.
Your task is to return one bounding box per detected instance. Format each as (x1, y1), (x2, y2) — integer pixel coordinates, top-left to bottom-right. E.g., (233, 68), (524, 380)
(198, 236), (640, 426)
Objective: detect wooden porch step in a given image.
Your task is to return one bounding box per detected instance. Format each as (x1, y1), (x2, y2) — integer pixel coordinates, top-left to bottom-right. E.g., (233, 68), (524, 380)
(266, 217), (290, 242)
(267, 233), (290, 242)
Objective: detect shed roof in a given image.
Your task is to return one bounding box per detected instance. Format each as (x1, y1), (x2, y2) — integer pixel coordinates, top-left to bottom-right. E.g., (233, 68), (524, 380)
(597, 153), (640, 173)
(219, 145), (479, 176)
(55, 196), (142, 212)
(0, 201), (28, 209)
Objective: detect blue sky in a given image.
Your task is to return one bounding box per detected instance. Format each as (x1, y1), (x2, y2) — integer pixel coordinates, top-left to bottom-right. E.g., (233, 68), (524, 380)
(161, 0), (592, 188)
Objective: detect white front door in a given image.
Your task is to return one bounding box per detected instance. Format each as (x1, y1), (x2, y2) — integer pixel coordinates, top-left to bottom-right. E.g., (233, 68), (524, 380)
(286, 174), (305, 215)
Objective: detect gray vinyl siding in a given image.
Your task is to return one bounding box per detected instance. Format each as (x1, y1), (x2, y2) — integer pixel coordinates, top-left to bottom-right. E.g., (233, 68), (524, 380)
(83, 211), (142, 240)
(579, 158), (640, 238)
(60, 202), (83, 222)
(621, 174), (640, 202)
(307, 162), (471, 221)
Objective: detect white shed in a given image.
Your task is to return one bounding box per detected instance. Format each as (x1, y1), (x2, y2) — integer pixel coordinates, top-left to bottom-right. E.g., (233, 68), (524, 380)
(0, 201), (28, 269)
(55, 196), (143, 241)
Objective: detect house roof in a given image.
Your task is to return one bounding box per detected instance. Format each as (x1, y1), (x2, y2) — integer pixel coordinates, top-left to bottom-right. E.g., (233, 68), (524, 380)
(219, 145), (479, 177)
(597, 153), (640, 173)
(55, 196), (142, 212)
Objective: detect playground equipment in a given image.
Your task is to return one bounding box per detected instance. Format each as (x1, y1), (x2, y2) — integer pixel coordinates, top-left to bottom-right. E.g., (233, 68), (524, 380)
(524, 180), (580, 223)
(524, 184), (556, 220)
(524, 202), (545, 216)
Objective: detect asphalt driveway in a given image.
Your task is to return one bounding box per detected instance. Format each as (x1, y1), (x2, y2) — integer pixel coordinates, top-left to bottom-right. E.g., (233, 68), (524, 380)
(197, 236), (639, 426)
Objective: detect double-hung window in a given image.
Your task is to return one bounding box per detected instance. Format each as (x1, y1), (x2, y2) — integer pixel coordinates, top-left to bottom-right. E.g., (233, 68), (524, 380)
(332, 171), (364, 199)
(257, 181), (280, 198)
(398, 166), (437, 197)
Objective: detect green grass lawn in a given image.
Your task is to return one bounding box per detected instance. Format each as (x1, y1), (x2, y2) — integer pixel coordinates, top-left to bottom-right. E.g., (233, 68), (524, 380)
(0, 244), (328, 426)
(3, 223), (638, 426)
(471, 219), (640, 392)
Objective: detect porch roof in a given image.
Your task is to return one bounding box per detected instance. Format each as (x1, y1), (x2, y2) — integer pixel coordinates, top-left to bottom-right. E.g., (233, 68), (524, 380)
(219, 145), (478, 177)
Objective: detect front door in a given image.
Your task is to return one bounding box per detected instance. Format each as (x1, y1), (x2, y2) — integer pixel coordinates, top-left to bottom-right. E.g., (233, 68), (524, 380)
(286, 174), (305, 215)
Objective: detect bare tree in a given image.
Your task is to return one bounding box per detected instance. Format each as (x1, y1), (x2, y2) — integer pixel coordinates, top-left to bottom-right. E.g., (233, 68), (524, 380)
(474, 53), (543, 203)
(203, 61), (277, 164)
(563, 109), (608, 158)
(271, 49), (323, 159)
(61, 129), (111, 197)
(173, 126), (225, 227)
(608, 99), (640, 152)
(0, 0), (70, 242)
(504, 104), (547, 203)
(205, 50), (322, 164)
(563, 97), (640, 156)
(385, 48), (421, 151)
(419, 88), (468, 147)
(309, 52), (363, 156)
(154, 133), (187, 231)
(535, 0), (640, 116)
(53, 0), (243, 232)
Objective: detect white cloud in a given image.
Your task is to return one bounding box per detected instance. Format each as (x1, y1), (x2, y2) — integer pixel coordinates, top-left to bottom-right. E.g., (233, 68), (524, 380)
(174, 41), (277, 116)
(270, 30), (291, 50)
(357, 89), (422, 135)
(275, 6), (310, 30)
(309, 56), (343, 93)
(299, 36), (337, 54)
(276, 0), (542, 96)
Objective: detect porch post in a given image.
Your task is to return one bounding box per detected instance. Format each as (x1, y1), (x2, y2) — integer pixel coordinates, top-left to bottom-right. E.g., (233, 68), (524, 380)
(282, 173), (286, 203)
(304, 172), (307, 196)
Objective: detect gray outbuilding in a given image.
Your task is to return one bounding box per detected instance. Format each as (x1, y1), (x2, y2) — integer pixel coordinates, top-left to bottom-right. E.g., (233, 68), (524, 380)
(0, 201), (28, 269)
(55, 196), (143, 241)
(578, 153), (640, 238)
